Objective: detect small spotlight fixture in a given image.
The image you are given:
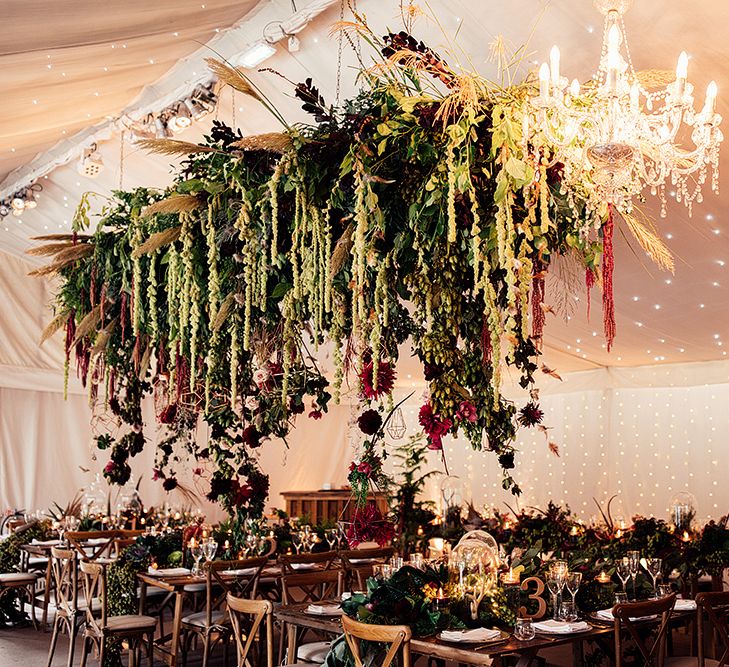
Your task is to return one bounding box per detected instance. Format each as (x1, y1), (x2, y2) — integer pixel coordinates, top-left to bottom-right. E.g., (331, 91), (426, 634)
(0, 183), (42, 219)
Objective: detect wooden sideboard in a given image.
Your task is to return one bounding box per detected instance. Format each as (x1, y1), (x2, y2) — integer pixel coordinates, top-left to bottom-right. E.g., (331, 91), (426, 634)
(281, 490), (389, 525)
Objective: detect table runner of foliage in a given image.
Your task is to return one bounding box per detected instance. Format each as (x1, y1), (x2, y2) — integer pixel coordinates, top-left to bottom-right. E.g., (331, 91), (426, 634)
(32, 14), (673, 520)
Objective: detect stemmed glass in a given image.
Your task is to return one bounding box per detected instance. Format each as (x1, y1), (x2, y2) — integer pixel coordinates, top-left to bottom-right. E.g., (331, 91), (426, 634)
(616, 558), (631, 593)
(566, 572), (582, 604)
(190, 541), (203, 577)
(627, 551), (641, 600)
(546, 563), (567, 621)
(291, 532), (303, 554)
(244, 533), (259, 557)
(203, 537), (218, 564)
(325, 529), (338, 551)
(645, 558), (662, 597)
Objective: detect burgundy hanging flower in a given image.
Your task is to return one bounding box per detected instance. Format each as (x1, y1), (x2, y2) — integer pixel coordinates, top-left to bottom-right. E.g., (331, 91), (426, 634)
(517, 401), (544, 427)
(456, 400), (478, 423)
(346, 503), (396, 548)
(418, 402), (452, 450)
(308, 409), (323, 420)
(241, 425), (262, 448)
(104, 460), (116, 474)
(359, 359), (396, 400)
(162, 477), (178, 492)
(357, 409), (382, 435)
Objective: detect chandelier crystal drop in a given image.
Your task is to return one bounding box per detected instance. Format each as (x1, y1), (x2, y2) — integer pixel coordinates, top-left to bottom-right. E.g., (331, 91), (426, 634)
(525, 0), (722, 216)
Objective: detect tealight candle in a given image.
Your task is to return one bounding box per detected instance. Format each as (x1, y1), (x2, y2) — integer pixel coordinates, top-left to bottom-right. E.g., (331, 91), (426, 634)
(224, 540), (230, 550)
(434, 586), (450, 612)
(682, 531), (691, 542)
(596, 571), (611, 584)
(501, 568), (520, 585)
(417, 526), (424, 536)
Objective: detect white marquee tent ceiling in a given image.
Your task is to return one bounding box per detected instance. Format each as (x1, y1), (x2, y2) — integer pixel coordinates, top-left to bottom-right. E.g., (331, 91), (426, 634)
(2, 0), (729, 378)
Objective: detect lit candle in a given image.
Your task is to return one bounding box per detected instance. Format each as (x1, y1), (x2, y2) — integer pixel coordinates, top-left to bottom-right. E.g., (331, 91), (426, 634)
(140, 517), (146, 525)
(703, 81), (718, 115)
(682, 530), (691, 542)
(616, 529), (622, 538)
(189, 537), (196, 549)
(539, 63), (550, 99)
(224, 540), (230, 550)
(569, 78), (580, 99)
(549, 45), (560, 86)
(504, 520), (511, 531)
(570, 526), (579, 536)
(596, 571), (611, 584)
(675, 51), (688, 97)
(202, 530), (208, 539)
(501, 568), (520, 585)
(417, 526), (424, 537)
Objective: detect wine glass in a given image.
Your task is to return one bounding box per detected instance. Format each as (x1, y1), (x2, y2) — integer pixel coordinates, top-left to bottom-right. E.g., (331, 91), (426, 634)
(203, 538), (218, 564)
(325, 529), (338, 551)
(627, 551), (640, 600)
(645, 558), (662, 597)
(546, 569), (565, 621)
(566, 571), (582, 603)
(244, 533), (259, 557)
(291, 532), (303, 554)
(616, 558), (631, 593)
(190, 542), (203, 577)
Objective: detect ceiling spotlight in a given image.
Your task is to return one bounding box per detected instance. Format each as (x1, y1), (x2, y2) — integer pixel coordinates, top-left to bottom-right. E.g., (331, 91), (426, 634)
(287, 34), (300, 52)
(78, 144), (104, 179)
(0, 205), (9, 217)
(11, 197), (25, 211)
(12, 208), (23, 217)
(184, 98), (209, 121)
(170, 104), (192, 132)
(236, 41), (276, 69)
(24, 195), (37, 209)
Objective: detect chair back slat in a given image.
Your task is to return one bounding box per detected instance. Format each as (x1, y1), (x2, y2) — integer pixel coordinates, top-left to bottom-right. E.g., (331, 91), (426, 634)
(50, 546), (78, 616)
(697, 591), (729, 667)
(613, 594), (676, 667)
(279, 551), (339, 574)
(67, 530), (119, 562)
(227, 593), (273, 667)
(203, 556), (269, 628)
(339, 548), (395, 590)
(79, 559), (107, 633)
(280, 569), (343, 605)
(342, 614), (411, 667)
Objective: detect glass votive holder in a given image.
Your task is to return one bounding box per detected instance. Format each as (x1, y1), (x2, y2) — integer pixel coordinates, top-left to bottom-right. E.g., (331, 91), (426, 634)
(658, 584), (673, 597)
(410, 553), (424, 569)
(614, 592), (628, 605)
(390, 556), (404, 570)
(560, 600), (577, 622)
(514, 618), (536, 641)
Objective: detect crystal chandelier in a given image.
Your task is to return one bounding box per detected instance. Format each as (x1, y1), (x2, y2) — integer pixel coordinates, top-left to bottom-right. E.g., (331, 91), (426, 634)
(525, 0), (722, 216)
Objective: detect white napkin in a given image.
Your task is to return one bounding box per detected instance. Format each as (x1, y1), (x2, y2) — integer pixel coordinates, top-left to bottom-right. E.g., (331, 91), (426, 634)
(306, 604), (342, 615)
(533, 619), (590, 634)
(596, 609), (655, 622)
(31, 539), (60, 545)
(291, 563), (318, 571)
(85, 537), (111, 545)
(675, 598), (697, 611)
(348, 558), (376, 565)
(147, 567), (190, 576)
(221, 567), (257, 576)
(440, 628), (501, 642)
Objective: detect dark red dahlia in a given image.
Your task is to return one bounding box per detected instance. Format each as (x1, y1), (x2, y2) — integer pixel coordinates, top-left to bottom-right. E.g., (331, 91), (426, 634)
(359, 359), (396, 400)
(517, 401), (544, 427)
(241, 425), (262, 448)
(357, 409), (382, 435)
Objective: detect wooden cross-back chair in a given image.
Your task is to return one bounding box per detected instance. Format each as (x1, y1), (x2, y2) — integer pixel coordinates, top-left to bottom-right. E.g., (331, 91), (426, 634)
(339, 547), (395, 591)
(666, 590), (729, 667)
(342, 614), (412, 667)
(180, 556), (268, 667)
(279, 550), (339, 574)
(46, 547), (81, 667)
(614, 594), (676, 667)
(78, 560), (156, 667)
(227, 594), (274, 667)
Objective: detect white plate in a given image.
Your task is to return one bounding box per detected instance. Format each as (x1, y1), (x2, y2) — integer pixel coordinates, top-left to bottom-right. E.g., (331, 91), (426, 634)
(437, 629), (509, 644)
(533, 620), (591, 634)
(305, 605), (342, 616)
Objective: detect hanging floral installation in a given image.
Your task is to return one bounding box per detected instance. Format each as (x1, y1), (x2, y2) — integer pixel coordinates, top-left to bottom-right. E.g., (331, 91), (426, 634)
(31, 10), (675, 519)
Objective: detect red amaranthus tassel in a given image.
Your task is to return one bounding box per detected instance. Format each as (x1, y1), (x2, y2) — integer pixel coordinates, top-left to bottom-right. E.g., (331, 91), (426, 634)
(531, 274), (546, 346)
(602, 205), (616, 351)
(99, 284), (107, 325)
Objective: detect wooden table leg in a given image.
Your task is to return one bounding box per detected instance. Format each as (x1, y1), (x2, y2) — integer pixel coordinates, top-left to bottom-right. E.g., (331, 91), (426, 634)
(287, 623), (299, 665)
(572, 639), (585, 667)
(168, 591), (184, 666)
(138, 580), (147, 615)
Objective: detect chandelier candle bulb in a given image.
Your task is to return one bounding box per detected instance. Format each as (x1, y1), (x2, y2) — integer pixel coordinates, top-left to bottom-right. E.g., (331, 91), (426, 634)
(539, 63), (550, 99)
(676, 51), (688, 98)
(570, 78), (581, 99)
(630, 82), (640, 110)
(550, 45), (561, 85)
(704, 80), (718, 115)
